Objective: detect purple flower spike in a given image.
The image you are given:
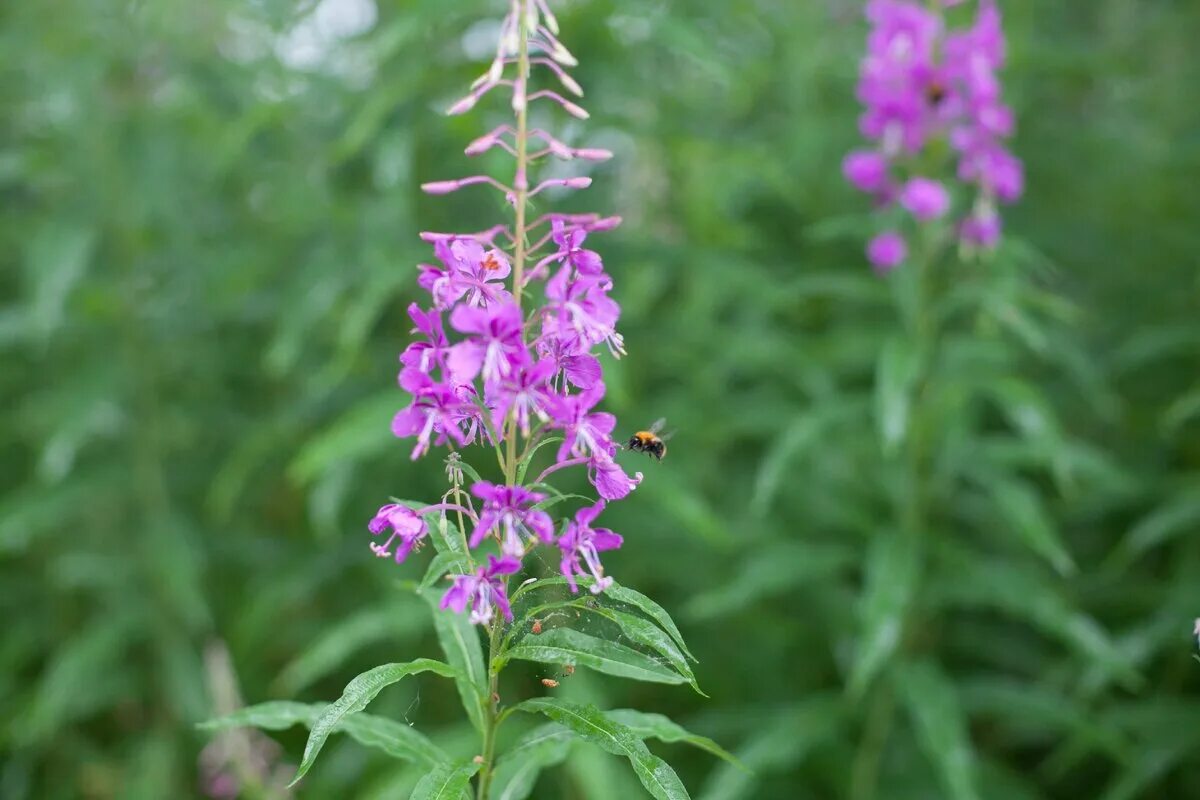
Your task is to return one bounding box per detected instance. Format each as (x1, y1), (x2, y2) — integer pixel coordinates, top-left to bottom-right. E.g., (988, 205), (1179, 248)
(469, 481), (555, 557)
(368, 504), (429, 564)
(559, 500), (623, 594)
(847, 0), (1021, 261)
(372, 0), (650, 601)
(440, 554), (521, 625)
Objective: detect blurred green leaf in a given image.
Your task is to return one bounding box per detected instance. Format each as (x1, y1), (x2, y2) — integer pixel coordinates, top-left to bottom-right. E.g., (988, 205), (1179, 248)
(896, 660), (981, 800)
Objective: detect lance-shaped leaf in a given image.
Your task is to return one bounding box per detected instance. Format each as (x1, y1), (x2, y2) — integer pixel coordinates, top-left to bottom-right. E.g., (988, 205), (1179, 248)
(422, 590), (489, 734)
(896, 660), (981, 800)
(606, 709), (743, 769)
(490, 723), (575, 800)
(199, 700), (448, 768)
(514, 698), (691, 800)
(499, 628), (688, 685)
(848, 531), (918, 698)
(410, 760), (480, 800)
(580, 606), (703, 694)
(508, 576), (697, 663)
(875, 335), (920, 456)
(290, 659), (459, 785)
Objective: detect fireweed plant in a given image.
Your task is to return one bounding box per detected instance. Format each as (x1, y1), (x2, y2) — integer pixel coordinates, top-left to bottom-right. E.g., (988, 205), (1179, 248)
(204, 2), (733, 798)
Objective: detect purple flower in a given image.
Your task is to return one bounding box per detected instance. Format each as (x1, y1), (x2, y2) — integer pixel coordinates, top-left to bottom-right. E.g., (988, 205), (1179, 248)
(536, 333), (603, 391)
(843, 150), (890, 194)
(589, 452), (642, 500)
(543, 271), (625, 358)
(441, 554), (521, 624)
(900, 177), (950, 221)
(559, 500), (623, 594)
(547, 381), (616, 462)
(368, 504), (428, 564)
(420, 239), (513, 309)
(392, 369), (473, 458)
(399, 304), (451, 377)
(448, 301), (530, 386)
(469, 481), (555, 557)
(548, 218), (604, 276)
(867, 231), (907, 272)
(959, 205), (1002, 248)
(488, 359), (555, 436)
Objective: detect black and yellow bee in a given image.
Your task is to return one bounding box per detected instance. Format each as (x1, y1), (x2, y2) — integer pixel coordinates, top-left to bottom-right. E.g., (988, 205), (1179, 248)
(626, 418), (669, 461)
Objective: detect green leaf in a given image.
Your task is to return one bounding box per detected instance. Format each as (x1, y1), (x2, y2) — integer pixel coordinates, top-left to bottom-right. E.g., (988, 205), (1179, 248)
(685, 541), (855, 620)
(499, 628), (688, 685)
(429, 512), (471, 561)
(607, 584), (698, 663)
(422, 591), (489, 734)
(410, 760), (480, 800)
(606, 709), (743, 769)
(516, 435), (563, 484)
(274, 604), (426, 694)
(199, 701), (448, 768)
(287, 392), (397, 483)
(848, 532), (918, 698)
(421, 550), (470, 591)
(509, 576), (697, 663)
(490, 723), (574, 800)
(984, 478), (1076, 576)
(514, 698), (691, 800)
(896, 660), (981, 800)
(875, 335), (920, 456)
(1117, 492), (1200, 562)
(579, 606), (703, 694)
(751, 403), (864, 513)
(290, 659), (459, 785)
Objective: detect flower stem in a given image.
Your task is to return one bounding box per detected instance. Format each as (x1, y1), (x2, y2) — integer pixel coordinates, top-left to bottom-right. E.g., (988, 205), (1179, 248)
(477, 5), (531, 799)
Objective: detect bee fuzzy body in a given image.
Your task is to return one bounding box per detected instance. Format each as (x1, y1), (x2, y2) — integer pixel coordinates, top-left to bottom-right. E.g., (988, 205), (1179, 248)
(627, 431), (666, 461)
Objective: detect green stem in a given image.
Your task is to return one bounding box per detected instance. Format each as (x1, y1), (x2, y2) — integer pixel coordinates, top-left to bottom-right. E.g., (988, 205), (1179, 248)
(849, 682), (896, 800)
(852, 229), (943, 800)
(476, 4), (531, 798)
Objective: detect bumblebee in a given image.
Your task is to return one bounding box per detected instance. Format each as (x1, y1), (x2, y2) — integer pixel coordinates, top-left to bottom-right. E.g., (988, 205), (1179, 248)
(627, 418), (668, 461)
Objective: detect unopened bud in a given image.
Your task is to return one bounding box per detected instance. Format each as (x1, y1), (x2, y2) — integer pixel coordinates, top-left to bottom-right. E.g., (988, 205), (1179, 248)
(558, 72), (584, 97)
(421, 180), (460, 195)
(562, 100), (589, 119)
(575, 148), (613, 161)
(589, 215), (623, 232)
(552, 44), (578, 67)
(465, 135), (495, 156)
(447, 94), (478, 116)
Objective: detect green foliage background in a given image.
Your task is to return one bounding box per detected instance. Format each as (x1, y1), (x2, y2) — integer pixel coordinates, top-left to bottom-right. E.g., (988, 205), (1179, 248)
(3, 0), (1199, 797)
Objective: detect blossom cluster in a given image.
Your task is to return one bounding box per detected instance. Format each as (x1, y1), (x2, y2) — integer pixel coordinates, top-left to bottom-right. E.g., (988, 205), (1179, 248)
(368, 0), (641, 626)
(843, 0), (1023, 271)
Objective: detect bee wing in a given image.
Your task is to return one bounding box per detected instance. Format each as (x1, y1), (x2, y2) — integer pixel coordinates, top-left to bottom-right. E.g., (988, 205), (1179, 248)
(648, 417), (667, 434)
